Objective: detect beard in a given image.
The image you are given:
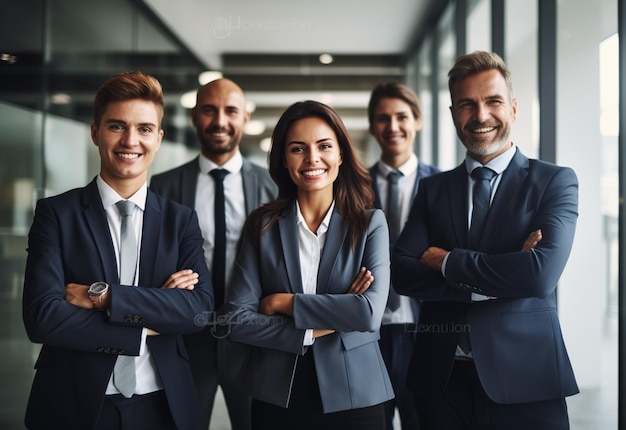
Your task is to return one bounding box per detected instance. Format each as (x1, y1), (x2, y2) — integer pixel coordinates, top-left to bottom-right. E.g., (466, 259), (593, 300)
(457, 121), (511, 158)
(197, 127), (240, 155)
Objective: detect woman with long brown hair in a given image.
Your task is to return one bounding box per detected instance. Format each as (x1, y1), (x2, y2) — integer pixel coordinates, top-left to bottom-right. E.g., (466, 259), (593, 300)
(224, 100), (394, 429)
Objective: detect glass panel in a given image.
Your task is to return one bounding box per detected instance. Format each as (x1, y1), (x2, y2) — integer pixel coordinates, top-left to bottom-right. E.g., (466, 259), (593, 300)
(555, 1), (617, 428)
(505, 0), (538, 158)
(437, 3), (458, 170)
(467, 0), (491, 52)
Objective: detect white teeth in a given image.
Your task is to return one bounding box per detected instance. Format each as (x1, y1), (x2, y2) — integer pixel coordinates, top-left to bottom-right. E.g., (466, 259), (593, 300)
(473, 127), (495, 133)
(210, 132), (228, 137)
(302, 169), (325, 177)
(118, 153), (140, 159)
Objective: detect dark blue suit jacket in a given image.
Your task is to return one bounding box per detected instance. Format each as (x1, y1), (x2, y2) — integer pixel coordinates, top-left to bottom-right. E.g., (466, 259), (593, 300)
(22, 178), (214, 430)
(392, 148), (579, 404)
(369, 160), (440, 321)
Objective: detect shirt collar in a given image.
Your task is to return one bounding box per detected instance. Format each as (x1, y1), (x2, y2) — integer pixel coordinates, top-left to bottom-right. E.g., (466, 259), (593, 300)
(378, 153), (418, 177)
(465, 143), (516, 176)
(96, 175), (147, 211)
(198, 151), (243, 175)
(295, 200), (335, 236)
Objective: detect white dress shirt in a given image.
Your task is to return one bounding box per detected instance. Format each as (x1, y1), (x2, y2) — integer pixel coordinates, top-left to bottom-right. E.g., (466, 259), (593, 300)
(195, 151), (247, 295)
(96, 175), (163, 396)
(376, 154), (418, 325)
(296, 200), (335, 346)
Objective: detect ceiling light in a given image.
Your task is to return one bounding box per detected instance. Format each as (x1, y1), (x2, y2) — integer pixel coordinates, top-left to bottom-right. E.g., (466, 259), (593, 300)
(50, 93), (71, 104)
(319, 54), (333, 65)
(180, 90), (197, 109)
(245, 120), (266, 136)
(198, 71), (223, 85)
(259, 137), (272, 152)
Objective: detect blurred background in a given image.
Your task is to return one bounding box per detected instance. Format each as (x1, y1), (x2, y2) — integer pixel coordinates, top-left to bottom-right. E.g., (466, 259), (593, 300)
(0, 0), (620, 428)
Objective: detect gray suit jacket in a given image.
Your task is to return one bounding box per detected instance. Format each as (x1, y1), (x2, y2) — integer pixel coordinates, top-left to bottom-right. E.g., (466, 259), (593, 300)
(224, 204), (394, 413)
(149, 156), (277, 214)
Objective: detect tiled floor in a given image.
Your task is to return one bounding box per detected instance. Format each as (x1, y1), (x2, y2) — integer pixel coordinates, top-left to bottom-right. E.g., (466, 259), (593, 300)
(3, 291), (618, 429)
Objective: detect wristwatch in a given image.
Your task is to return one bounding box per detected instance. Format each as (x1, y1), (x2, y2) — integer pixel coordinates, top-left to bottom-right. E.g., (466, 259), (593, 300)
(88, 281), (109, 310)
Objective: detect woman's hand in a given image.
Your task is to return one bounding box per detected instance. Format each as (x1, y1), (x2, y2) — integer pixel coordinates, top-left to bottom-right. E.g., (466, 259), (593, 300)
(347, 267), (374, 294)
(259, 293), (294, 316)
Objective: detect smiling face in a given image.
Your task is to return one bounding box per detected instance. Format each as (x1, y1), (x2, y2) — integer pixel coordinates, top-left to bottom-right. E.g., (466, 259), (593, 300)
(192, 79), (249, 164)
(91, 99), (163, 195)
(450, 69), (517, 164)
(370, 97), (422, 166)
(284, 117), (343, 198)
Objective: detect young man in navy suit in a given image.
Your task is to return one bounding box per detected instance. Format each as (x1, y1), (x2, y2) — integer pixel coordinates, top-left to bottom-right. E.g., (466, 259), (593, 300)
(150, 78), (277, 430)
(22, 71), (213, 430)
(367, 82), (439, 430)
(392, 51), (578, 429)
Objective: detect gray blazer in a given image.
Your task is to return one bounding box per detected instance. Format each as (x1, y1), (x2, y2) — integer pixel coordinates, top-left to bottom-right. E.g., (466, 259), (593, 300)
(149, 156), (277, 213)
(224, 203), (394, 413)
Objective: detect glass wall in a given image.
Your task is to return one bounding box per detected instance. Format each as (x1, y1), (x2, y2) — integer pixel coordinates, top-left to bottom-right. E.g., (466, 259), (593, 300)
(555, 0), (618, 428)
(0, 1), (204, 427)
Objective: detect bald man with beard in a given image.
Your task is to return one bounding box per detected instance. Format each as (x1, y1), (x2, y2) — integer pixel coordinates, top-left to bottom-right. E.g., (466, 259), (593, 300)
(151, 79), (277, 430)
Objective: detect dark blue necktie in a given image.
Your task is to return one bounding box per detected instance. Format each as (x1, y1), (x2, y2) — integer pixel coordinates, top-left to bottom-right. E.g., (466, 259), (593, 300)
(210, 168), (229, 308)
(469, 167), (496, 249)
(386, 170), (402, 311)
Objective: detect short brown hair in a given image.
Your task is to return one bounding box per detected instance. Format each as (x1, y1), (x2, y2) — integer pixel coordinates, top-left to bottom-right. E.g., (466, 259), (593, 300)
(448, 51), (513, 101)
(93, 71), (164, 126)
(367, 82), (421, 126)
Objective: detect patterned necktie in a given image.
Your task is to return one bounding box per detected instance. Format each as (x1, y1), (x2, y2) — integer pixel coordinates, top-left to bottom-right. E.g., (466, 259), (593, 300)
(113, 200), (137, 398)
(469, 167), (496, 249)
(210, 169), (229, 308)
(386, 170), (402, 311)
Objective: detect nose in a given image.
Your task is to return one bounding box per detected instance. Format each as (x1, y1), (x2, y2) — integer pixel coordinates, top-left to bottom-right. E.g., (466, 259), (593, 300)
(474, 103), (490, 122)
(121, 129), (139, 146)
(389, 117), (400, 131)
(212, 110), (228, 128)
(305, 147), (320, 164)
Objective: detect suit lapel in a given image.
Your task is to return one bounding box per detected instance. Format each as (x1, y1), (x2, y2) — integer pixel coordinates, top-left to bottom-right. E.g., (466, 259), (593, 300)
(481, 149), (529, 247)
(81, 179), (120, 283)
(369, 164), (383, 209)
(277, 204), (303, 293)
(316, 208), (346, 295)
(447, 165), (471, 248)
(138, 190), (161, 288)
(241, 159), (259, 214)
(180, 158), (200, 207)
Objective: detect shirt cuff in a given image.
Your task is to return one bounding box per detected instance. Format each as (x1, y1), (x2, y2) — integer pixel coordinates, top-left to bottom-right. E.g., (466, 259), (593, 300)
(441, 251), (450, 276)
(139, 328), (148, 355)
(303, 329), (315, 346)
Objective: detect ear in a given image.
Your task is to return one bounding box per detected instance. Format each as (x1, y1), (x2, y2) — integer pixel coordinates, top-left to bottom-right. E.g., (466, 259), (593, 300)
(414, 116), (423, 132)
(511, 98), (518, 122)
(90, 123), (99, 146)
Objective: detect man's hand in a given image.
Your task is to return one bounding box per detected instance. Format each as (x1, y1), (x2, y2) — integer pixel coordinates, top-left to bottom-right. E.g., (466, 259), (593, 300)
(160, 269), (199, 290)
(347, 267), (374, 294)
(420, 247), (449, 271)
(259, 293), (294, 316)
(65, 283), (92, 309)
(521, 229), (542, 252)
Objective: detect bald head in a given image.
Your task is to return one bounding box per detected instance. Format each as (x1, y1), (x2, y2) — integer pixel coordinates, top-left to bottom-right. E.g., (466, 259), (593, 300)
(191, 78), (250, 165)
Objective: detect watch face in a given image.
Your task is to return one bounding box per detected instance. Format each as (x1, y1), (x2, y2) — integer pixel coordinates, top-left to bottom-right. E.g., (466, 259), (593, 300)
(89, 282), (108, 295)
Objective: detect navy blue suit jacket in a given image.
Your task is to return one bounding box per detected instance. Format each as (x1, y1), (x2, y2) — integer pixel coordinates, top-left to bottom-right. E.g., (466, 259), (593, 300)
(392, 148), (579, 404)
(22, 178), (214, 430)
(369, 160), (440, 321)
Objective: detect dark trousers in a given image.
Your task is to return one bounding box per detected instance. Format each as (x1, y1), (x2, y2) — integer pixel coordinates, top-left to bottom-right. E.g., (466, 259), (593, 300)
(379, 324), (420, 430)
(251, 350), (385, 430)
(415, 359), (570, 430)
(95, 391), (176, 430)
(185, 329), (251, 430)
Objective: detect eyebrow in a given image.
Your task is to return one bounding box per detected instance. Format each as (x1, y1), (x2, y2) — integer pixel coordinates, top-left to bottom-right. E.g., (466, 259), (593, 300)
(287, 137), (335, 145)
(104, 118), (157, 128)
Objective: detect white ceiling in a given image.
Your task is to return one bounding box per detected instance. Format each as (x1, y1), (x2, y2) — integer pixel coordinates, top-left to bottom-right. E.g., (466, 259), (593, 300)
(142, 0), (436, 154)
(144, 0), (433, 69)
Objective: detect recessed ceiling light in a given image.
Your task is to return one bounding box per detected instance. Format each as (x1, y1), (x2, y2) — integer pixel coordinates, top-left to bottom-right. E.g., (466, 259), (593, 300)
(180, 90), (197, 109)
(245, 120), (266, 136)
(319, 54), (333, 65)
(198, 70), (223, 85)
(259, 137), (272, 152)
